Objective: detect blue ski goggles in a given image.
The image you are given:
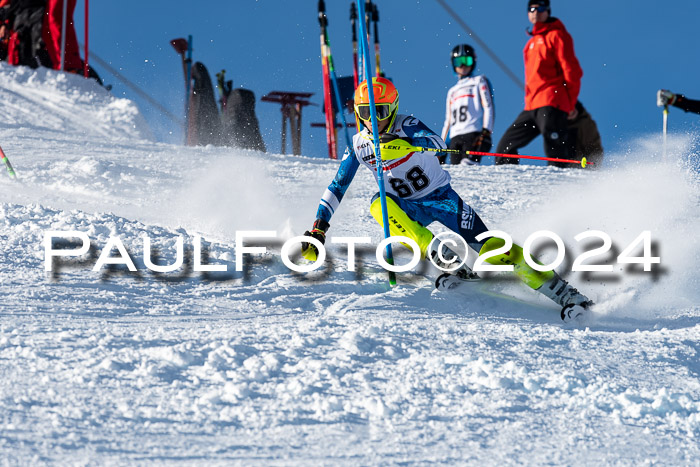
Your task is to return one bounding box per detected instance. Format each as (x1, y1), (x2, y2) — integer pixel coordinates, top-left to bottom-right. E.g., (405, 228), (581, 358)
(528, 5), (548, 12)
(452, 56), (474, 69)
(356, 103), (393, 122)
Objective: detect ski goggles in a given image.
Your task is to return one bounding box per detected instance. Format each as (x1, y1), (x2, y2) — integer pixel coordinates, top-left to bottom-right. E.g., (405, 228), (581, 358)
(355, 103), (394, 122)
(452, 56), (474, 69)
(528, 5), (548, 12)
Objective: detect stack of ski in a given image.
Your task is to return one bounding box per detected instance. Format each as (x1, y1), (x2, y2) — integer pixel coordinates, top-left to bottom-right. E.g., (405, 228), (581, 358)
(318, 1), (338, 159)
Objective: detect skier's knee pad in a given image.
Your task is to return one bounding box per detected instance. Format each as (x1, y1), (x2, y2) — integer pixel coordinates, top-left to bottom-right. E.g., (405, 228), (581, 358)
(478, 237), (554, 290)
(370, 196), (433, 258)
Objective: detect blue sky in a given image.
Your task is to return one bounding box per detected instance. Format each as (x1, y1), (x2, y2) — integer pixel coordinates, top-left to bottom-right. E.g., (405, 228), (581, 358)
(72, 0), (700, 164)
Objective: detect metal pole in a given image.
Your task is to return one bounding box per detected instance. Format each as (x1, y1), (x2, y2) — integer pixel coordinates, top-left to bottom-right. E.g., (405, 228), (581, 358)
(60, 0), (68, 71)
(295, 103), (303, 155)
(281, 106), (288, 154)
(372, 2), (381, 77)
(663, 105), (668, 160)
(83, 0), (89, 78)
(185, 35), (193, 145)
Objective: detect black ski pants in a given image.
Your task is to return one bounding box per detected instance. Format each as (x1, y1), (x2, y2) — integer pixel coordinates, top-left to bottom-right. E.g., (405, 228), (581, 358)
(446, 131), (492, 165)
(13, 7), (50, 69)
(495, 106), (569, 166)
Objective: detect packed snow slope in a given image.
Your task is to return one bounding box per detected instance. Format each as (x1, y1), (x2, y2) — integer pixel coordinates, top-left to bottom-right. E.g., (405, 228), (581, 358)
(0, 64), (698, 465)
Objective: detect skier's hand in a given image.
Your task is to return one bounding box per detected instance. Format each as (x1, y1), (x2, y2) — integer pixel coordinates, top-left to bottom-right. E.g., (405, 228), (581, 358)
(657, 89), (677, 107)
(567, 108), (579, 120)
(301, 219), (329, 262)
(472, 128), (492, 151)
(379, 134), (416, 160)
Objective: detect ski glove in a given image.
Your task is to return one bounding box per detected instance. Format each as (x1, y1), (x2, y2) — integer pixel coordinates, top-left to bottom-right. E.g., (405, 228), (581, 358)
(657, 89), (677, 107)
(301, 219), (329, 262)
(472, 128), (492, 152)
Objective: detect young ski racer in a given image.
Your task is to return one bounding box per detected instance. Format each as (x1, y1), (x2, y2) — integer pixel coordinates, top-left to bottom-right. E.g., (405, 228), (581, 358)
(441, 44), (495, 165)
(300, 77), (593, 322)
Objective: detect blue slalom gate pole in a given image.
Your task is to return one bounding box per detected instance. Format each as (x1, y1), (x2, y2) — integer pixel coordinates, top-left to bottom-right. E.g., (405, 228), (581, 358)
(356, 0), (396, 286)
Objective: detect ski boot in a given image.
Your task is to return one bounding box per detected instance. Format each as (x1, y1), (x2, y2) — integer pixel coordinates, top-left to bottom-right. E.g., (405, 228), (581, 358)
(429, 240), (480, 281)
(537, 274), (594, 323)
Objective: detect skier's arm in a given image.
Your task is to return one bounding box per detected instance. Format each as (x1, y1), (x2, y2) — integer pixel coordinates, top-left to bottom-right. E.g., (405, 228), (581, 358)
(300, 148), (360, 261)
(479, 76), (495, 133)
(314, 147), (360, 224)
(674, 95), (700, 115)
(554, 31), (583, 113)
(403, 119), (448, 154)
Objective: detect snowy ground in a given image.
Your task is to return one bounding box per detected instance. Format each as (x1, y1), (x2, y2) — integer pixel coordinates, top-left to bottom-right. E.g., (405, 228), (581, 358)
(0, 64), (699, 465)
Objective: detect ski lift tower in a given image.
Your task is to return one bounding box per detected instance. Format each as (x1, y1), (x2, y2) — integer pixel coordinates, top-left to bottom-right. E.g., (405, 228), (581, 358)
(261, 91), (314, 155)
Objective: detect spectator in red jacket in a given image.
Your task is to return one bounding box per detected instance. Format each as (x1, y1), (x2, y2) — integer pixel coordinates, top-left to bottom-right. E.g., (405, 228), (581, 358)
(42, 0), (82, 72)
(495, 0), (583, 166)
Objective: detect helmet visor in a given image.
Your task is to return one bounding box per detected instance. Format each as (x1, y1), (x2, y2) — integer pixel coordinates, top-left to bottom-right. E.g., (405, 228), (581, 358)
(452, 56), (474, 68)
(356, 103), (393, 122)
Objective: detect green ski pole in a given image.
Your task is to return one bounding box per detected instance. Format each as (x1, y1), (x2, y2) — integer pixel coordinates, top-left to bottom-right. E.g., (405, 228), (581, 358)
(0, 145), (17, 179)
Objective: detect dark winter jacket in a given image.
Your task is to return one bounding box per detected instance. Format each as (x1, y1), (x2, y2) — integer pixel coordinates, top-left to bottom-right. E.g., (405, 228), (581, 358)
(524, 18), (583, 114)
(673, 95), (700, 115)
(5, 0), (45, 27)
(567, 101), (603, 167)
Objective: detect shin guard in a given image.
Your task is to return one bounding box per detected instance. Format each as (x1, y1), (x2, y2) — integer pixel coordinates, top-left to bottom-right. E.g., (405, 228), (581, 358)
(478, 237), (555, 290)
(370, 196), (434, 259)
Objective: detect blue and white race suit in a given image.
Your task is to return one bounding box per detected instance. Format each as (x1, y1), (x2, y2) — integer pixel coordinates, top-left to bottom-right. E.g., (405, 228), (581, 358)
(315, 114), (489, 249)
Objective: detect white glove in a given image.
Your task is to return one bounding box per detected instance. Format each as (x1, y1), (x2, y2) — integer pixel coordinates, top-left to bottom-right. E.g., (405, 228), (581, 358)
(657, 89), (677, 107)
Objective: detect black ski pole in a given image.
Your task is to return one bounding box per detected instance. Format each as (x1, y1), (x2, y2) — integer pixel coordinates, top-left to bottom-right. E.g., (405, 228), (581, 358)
(350, 2), (359, 89)
(372, 2), (382, 77)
